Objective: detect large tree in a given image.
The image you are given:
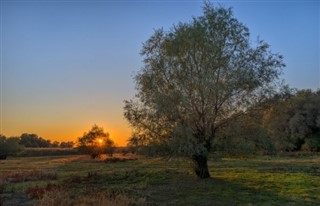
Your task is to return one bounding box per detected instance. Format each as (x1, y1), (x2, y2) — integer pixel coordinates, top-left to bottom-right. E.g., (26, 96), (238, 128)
(124, 3), (284, 178)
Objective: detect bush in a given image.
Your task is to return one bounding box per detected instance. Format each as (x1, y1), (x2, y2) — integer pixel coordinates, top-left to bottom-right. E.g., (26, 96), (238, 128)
(0, 135), (24, 159)
(301, 134), (320, 152)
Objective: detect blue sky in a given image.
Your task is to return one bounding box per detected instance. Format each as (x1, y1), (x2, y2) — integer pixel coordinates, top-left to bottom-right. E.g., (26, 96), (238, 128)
(1, 0), (319, 144)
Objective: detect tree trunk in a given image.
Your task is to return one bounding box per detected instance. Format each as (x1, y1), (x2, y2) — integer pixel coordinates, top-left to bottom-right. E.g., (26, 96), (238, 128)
(192, 155), (210, 178)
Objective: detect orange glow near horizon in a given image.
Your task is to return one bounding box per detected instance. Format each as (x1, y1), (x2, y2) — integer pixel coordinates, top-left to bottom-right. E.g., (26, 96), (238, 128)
(2, 118), (131, 146)
(2, 98), (132, 146)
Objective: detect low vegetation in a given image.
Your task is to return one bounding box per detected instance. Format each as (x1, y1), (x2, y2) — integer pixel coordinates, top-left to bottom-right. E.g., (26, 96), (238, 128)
(17, 148), (78, 157)
(0, 154), (319, 205)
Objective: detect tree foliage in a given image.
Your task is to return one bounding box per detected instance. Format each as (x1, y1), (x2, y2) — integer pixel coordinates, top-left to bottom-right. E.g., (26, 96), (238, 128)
(77, 125), (115, 159)
(19, 133), (52, 148)
(19, 133), (74, 148)
(0, 135), (25, 159)
(124, 3), (284, 178)
(263, 89), (320, 151)
(60, 141), (75, 148)
(214, 108), (274, 156)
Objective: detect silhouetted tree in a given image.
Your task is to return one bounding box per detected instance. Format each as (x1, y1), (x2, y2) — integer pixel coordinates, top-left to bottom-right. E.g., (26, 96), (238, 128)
(52, 141), (60, 148)
(77, 125), (115, 159)
(19, 133), (51, 148)
(0, 135), (24, 159)
(60, 141), (74, 148)
(124, 3), (284, 178)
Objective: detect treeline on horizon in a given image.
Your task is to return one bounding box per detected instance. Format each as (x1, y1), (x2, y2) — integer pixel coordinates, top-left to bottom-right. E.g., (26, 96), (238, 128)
(1, 88), (320, 158)
(0, 134), (76, 159)
(0, 133), (74, 149)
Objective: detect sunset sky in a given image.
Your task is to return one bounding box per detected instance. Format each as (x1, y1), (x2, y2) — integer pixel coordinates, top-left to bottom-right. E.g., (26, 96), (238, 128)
(1, 0), (319, 146)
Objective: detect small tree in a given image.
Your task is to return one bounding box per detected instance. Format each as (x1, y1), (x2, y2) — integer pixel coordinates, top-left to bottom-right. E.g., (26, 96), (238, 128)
(77, 125), (115, 159)
(0, 135), (24, 159)
(124, 3), (284, 178)
(60, 141), (74, 148)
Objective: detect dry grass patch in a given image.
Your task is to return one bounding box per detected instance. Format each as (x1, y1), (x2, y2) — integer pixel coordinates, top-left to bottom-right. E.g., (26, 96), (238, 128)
(36, 189), (146, 206)
(0, 170), (57, 183)
(25, 183), (62, 199)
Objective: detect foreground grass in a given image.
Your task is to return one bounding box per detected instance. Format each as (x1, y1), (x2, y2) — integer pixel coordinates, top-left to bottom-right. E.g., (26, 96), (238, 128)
(0, 154), (319, 205)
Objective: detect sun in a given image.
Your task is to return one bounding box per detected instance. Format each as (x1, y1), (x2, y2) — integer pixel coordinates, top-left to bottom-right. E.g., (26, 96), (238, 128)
(97, 139), (103, 144)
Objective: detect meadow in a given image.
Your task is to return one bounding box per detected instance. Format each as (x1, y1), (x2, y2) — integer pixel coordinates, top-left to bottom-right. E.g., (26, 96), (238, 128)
(0, 153), (319, 206)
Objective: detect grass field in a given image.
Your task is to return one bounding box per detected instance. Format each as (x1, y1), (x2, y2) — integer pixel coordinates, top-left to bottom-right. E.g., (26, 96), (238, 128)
(0, 154), (319, 205)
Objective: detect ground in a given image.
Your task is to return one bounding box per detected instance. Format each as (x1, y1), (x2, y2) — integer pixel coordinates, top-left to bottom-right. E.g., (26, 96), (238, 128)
(0, 154), (319, 205)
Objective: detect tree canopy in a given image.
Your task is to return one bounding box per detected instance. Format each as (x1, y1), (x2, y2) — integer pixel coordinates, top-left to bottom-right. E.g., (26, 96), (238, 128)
(263, 89), (320, 152)
(77, 124), (115, 159)
(0, 135), (25, 159)
(124, 3), (284, 178)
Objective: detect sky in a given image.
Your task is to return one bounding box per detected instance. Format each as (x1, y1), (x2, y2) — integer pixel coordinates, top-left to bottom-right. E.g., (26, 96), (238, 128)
(1, 0), (319, 146)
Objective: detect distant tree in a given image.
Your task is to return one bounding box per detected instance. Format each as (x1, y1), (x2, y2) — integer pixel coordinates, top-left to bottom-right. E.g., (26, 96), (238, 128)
(263, 89), (320, 151)
(52, 141), (60, 148)
(124, 3), (284, 178)
(77, 125), (115, 159)
(60, 141), (74, 148)
(0, 135), (24, 159)
(19, 133), (51, 148)
(214, 108), (274, 156)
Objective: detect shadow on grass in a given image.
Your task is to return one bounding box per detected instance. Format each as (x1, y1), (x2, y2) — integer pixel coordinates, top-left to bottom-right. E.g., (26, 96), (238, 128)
(145, 174), (317, 206)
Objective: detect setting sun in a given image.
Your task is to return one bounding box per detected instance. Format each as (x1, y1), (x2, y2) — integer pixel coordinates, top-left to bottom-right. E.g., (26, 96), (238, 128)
(98, 139), (103, 144)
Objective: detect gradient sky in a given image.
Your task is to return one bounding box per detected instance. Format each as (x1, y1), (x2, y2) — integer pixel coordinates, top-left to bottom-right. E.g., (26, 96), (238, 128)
(1, 0), (319, 146)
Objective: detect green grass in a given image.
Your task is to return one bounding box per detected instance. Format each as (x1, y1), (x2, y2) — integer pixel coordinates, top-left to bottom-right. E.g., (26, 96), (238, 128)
(0, 154), (319, 205)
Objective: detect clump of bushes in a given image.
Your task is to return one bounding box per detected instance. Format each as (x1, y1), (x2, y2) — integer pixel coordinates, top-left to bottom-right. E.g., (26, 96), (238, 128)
(301, 135), (320, 152)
